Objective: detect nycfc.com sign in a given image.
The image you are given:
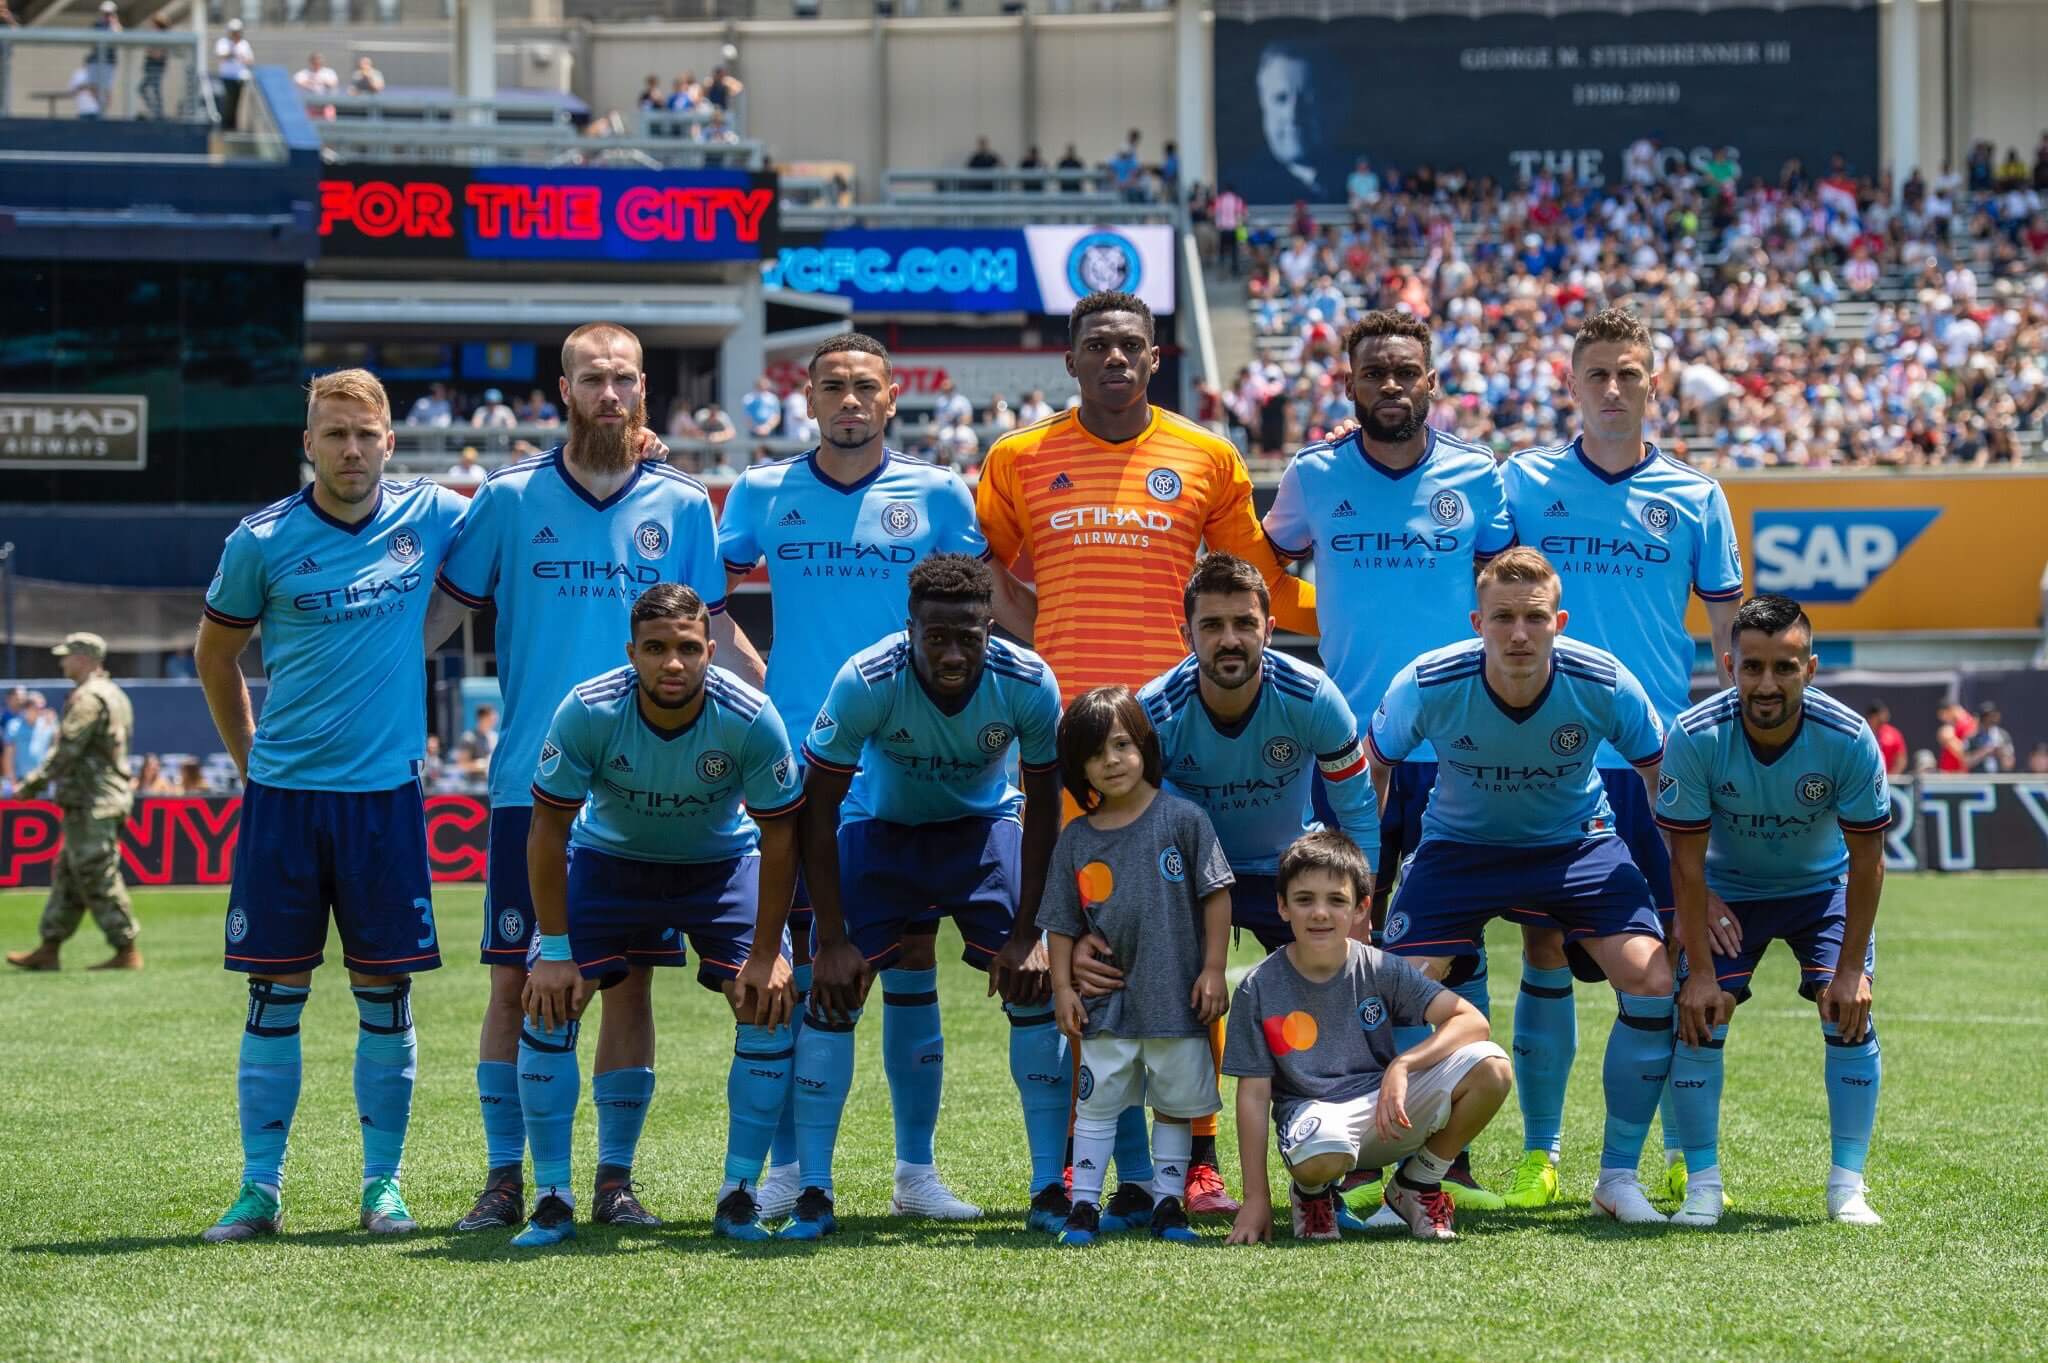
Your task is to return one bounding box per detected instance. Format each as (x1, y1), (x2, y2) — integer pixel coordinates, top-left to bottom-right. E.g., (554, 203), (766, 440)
(0, 394), (148, 471)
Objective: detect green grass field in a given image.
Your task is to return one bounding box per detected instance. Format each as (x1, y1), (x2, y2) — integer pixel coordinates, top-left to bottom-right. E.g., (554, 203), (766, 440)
(3, 877), (2045, 1363)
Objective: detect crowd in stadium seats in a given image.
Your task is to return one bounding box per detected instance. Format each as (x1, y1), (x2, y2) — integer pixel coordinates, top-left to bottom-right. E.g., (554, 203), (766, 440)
(1211, 147), (2048, 470)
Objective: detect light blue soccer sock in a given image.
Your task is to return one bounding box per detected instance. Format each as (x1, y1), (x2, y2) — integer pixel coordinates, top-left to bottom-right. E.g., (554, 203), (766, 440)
(593, 1067), (655, 1173)
(352, 982), (417, 1181)
(1515, 962), (1577, 1157)
(1659, 1082), (1684, 1160)
(1114, 1104), (1154, 1184)
(1005, 1002), (1071, 1194)
(765, 962), (812, 1171)
(725, 1023), (795, 1187)
(880, 967), (943, 1165)
(1668, 1022), (1728, 1178)
(1449, 953), (1491, 1018)
(1823, 1020), (1881, 1175)
(791, 1005), (861, 1194)
(1599, 991), (1675, 1172)
(518, 1015), (581, 1196)
(476, 1061), (525, 1172)
(237, 980), (308, 1191)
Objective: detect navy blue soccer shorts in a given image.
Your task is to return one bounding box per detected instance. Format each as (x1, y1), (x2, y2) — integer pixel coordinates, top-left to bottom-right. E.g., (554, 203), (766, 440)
(1381, 836), (1662, 965)
(224, 780), (438, 976)
(1603, 768), (1673, 914)
(552, 846), (765, 992)
(835, 816), (1020, 971)
(1373, 760), (1437, 890)
(1228, 873), (1292, 953)
(1686, 887), (1875, 1005)
(480, 804), (535, 966)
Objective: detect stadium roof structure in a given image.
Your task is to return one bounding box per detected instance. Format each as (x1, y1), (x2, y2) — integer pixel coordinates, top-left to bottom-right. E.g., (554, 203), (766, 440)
(1214, 0), (1874, 17)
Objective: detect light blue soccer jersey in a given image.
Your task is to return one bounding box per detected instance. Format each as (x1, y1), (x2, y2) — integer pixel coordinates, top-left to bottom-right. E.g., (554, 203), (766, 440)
(1654, 684), (1891, 900)
(1139, 650), (1380, 874)
(530, 664), (802, 864)
(205, 478), (467, 792)
(1502, 439), (1743, 767)
(801, 633), (1061, 826)
(1263, 430), (1514, 761)
(717, 449), (988, 739)
(1368, 637), (1665, 847)
(436, 449), (726, 808)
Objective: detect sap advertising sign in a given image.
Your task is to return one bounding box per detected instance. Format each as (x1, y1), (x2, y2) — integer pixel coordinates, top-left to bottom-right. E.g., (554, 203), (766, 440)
(0, 395), (148, 471)
(763, 226), (1176, 316)
(1216, 5), (1877, 203)
(318, 166), (778, 263)
(1751, 508), (1941, 604)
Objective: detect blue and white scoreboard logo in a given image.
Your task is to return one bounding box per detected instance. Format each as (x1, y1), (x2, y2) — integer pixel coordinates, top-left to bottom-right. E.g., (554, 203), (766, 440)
(1066, 232), (1141, 297)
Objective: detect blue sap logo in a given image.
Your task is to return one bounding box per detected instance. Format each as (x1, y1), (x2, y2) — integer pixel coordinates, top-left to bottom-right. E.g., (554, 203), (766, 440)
(1751, 508), (1940, 604)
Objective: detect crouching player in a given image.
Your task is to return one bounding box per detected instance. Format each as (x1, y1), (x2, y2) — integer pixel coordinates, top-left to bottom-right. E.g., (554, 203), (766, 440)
(1223, 831), (1510, 1243)
(515, 583), (801, 1246)
(1657, 594), (1888, 1227)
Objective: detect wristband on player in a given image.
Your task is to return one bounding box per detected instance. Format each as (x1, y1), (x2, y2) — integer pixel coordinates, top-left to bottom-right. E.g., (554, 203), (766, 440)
(538, 933), (574, 963)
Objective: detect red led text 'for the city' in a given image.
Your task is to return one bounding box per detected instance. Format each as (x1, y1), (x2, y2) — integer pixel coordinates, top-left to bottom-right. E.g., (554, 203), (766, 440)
(318, 179), (774, 244)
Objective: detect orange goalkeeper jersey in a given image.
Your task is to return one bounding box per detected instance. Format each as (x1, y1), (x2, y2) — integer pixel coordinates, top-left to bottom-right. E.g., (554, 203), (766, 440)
(976, 407), (1316, 702)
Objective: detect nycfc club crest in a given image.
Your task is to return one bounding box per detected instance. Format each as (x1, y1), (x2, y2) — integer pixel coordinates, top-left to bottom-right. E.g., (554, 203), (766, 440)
(1263, 737), (1300, 769)
(634, 521), (669, 558)
(1076, 1065), (1095, 1101)
(226, 908), (249, 943)
(1146, 467), (1183, 502)
(1158, 847), (1186, 883)
(1384, 911), (1410, 943)
(1358, 996), (1386, 1029)
(1640, 499), (1676, 536)
(386, 529), (421, 564)
(1797, 772), (1834, 807)
(978, 723), (1014, 753)
(498, 907), (525, 943)
(1430, 488), (1464, 526)
(1286, 1112), (1321, 1147)
(1550, 724), (1588, 756)
(881, 502), (919, 537)
(1067, 232), (1142, 296)
(698, 750), (734, 783)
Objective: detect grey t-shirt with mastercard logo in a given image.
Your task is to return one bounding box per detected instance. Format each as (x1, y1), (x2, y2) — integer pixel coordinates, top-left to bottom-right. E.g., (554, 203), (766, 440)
(1039, 790), (1234, 1040)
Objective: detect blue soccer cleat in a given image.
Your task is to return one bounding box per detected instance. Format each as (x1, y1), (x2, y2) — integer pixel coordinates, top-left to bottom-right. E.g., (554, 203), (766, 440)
(511, 1193), (576, 1248)
(1096, 1182), (1156, 1233)
(1027, 1183), (1073, 1235)
(1056, 1200), (1100, 1247)
(713, 1184), (773, 1242)
(776, 1187), (838, 1242)
(1148, 1195), (1201, 1244)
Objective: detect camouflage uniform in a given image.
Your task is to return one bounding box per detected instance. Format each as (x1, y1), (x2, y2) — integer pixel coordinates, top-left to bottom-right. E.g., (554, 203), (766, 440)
(20, 660), (137, 949)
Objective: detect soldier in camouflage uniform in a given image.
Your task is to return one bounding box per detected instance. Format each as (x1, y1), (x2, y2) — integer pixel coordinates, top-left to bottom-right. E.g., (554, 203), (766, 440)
(6, 633), (141, 972)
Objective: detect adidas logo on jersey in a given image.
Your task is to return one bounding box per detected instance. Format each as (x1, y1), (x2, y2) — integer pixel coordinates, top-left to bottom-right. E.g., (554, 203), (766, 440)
(1174, 754), (1200, 771)
(885, 727), (915, 744)
(779, 508), (806, 527)
(532, 526), (559, 544)
(1048, 472), (1074, 493)
(292, 556), (321, 575)
(1332, 499), (1355, 518)
(1451, 734), (1478, 751)
(1544, 500), (1568, 518)
(609, 755), (633, 773)
(1718, 781), (1740, 796)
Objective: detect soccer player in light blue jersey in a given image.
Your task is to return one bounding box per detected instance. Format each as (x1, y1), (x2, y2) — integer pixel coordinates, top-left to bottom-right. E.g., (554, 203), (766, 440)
(512, 583), (803, 1246)
(194, 369), (468, 1242)
(428, 322), (762, 1233)
(1367, 548), (1679, 1224)
(782, 555), (1068, 1239)
(716, 332), (989, 1216)
(1657, 595), (1889, 1228)
(1498, 306), (1746, 1208)
(1261, 309), (1513, 1208)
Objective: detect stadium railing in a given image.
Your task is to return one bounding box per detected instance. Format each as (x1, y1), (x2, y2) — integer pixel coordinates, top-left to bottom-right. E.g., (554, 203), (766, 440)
(0, 26), (219, 124)
(313, 113), (765, 167)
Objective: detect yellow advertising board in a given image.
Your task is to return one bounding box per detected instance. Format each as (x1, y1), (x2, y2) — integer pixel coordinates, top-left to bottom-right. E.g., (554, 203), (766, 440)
(1683, 472), (2048, 634)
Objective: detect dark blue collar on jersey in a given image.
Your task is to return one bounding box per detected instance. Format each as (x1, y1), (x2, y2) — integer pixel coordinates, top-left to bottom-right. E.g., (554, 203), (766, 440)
(553, 445), (648, 511)
(1571, 436), (1660, 486)
(302, 482), (382, 535)
(1351, 427), (1437, 482)
(1198, 663), (1267, 740)
(1480, 658), (1556, 724)
(1743, 709), (1804, 766)
(807, 447), (897, 495)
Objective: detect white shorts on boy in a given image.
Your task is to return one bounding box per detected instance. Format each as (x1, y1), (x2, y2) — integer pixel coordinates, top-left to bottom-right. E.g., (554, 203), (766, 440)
(1277, 1041), (1507, 1172)
(1076, 1035), (1221, 1120)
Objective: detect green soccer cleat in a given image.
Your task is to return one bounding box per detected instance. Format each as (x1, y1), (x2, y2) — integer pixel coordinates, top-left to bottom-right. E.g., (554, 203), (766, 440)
(1442, 1153), (1507, 1211)
(1340, 1169), (1387, 1219)
(202, 1181), (283, 1243)
(1501, 1150), (1561, 1209)
(360, 1176), (419, 1234)
(1658, 1155), (1689, 1203)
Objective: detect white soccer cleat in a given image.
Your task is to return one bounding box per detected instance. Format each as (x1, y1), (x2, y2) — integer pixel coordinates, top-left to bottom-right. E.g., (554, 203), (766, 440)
(1592, 1174), (1669, 1225)
(891, 1164), (983, 1220)
(1364, 1201), (1407, 1231)
(1827, 1181), (1883, 1226)
(1670, 1180), (1725, 1228)
(755, 1162), (801, 1221)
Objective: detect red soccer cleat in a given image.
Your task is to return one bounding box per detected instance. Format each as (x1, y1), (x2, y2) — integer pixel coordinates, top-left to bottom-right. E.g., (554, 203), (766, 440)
(1185, 1162), (1241, 1216)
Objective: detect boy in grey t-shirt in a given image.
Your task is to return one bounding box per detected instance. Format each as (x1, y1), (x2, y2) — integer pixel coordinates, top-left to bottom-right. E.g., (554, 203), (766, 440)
(1043, 687), (1233, 1247)
(1222, 831), (1511, 1243)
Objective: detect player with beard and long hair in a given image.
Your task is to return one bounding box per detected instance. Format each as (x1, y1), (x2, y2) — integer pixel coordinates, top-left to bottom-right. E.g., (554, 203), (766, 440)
(427, 321), (764, 1234)
(1260, 310), (1515, 1211)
